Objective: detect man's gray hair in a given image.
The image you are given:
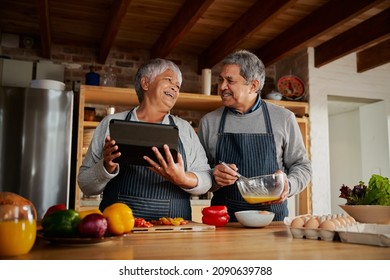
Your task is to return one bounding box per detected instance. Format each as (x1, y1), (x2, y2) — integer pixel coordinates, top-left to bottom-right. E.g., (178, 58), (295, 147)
(222, 50), (265, 92)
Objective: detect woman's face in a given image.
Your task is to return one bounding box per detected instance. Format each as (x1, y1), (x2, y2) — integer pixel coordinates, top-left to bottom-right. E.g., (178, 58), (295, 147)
(144, 68), (181, 111)
(218, 64), (258, 113)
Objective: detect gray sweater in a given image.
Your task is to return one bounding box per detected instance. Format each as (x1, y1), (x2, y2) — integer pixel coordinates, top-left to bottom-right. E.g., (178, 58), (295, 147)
(197, 101), (312, 196)
(78, 107), (212, 197)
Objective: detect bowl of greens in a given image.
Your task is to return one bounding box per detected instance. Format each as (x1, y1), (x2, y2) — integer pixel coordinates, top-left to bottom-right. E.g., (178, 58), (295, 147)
(339, 174), (390, 224)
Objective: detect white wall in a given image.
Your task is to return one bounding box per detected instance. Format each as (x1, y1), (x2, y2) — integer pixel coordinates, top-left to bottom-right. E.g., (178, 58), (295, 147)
(329, 110), (362, 214)
(308, 48), (390, 215)
(360, 101), (390, 179)
(328, 101), (390, 214)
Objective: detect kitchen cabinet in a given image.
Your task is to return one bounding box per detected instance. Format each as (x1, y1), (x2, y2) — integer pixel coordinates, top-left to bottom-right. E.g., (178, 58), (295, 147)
(0, 59), (33, 87)
(74, 85), (311, 215)
(35, 62), (64, 82)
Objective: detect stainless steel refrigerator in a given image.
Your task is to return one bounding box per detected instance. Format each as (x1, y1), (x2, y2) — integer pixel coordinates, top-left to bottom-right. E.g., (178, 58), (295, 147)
(0, 86), (73, 219)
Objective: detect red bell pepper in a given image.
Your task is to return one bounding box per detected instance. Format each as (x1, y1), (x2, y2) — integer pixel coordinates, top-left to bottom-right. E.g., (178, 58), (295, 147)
(43, 203), (67, 218)
(201, 205), (230, 227)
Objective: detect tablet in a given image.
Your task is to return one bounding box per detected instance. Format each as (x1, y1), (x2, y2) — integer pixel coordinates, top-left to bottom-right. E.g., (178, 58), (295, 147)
(109, 119), (179, 166)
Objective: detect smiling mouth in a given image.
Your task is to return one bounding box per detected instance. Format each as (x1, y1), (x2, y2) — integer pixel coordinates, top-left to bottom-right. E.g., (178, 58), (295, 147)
(164, 91), (175, 98)
(221, 91), (232, 98)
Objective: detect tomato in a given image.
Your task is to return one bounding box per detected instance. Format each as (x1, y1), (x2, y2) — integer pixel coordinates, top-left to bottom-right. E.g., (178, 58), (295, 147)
(134, 218), (153, 228)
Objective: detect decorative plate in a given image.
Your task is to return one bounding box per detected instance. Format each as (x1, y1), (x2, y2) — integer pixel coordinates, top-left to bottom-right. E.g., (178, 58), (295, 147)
(277, 75), (305, 100)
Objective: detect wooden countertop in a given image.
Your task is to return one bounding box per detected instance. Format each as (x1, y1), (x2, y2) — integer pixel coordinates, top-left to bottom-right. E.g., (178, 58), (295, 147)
(6, 222), (389, 260)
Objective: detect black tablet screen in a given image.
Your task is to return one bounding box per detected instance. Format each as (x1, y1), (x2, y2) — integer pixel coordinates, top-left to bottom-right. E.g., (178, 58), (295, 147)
(109, 119), (179, 166)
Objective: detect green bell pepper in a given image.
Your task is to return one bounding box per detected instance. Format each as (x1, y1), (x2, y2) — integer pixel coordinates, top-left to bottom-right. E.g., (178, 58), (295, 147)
(41, 209), (81, 237)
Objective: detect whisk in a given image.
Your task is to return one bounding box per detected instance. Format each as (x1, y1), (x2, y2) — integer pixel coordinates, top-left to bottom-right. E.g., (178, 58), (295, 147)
(219, 161), (269, 195)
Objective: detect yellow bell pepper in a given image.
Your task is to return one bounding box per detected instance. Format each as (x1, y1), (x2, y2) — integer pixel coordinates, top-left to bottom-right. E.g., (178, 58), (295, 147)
(102, 203), (135, 235)
(79, 209), (102, 220)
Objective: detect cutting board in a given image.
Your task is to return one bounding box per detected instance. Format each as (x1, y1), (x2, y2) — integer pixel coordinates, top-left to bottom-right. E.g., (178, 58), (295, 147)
(132, 221), (215, 234)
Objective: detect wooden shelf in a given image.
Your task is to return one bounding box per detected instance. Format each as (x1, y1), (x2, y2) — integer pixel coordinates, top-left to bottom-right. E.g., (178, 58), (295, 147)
(83, 121), (100, 128)
(82, 85), (222, 112)
(81, 85), (309, 116)
(265, 99), (309, 117)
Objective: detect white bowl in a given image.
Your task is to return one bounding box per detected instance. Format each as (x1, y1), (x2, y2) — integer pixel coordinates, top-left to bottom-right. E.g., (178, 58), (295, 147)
(339, 205), (390, 224)
(30, 79), (65, 91)
(265, 91), (283, 100)
(235, 210), (275, 228)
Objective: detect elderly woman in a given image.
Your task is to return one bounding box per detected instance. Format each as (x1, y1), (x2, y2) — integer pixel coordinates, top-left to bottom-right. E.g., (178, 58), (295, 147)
(78, 58), (212, 220)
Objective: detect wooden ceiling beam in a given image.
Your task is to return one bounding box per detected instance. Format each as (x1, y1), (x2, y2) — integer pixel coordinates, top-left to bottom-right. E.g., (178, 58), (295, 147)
(315, 8), (390, 68)
(357, 39), (390, 73)
(198, 0), (295, 72)
(36, 0), (51, 58)
(98, 0), (132, 64)
(255, 0), (384, 66)
(151, 0), (215, 59)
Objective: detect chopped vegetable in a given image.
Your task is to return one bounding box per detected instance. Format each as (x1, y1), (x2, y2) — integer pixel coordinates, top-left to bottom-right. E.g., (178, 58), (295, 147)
(134, 218), (153, 228)
(150, 217), (189, 226)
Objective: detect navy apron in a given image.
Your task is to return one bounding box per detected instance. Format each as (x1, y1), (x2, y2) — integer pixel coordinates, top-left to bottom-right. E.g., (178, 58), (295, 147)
(211, 101), (288, 221)
(99, 110), (191, 221)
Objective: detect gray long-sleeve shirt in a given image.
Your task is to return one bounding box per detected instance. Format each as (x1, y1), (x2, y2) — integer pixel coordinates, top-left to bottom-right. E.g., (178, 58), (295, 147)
(197, 101), (312, 196)
(78, 107), (212, 196)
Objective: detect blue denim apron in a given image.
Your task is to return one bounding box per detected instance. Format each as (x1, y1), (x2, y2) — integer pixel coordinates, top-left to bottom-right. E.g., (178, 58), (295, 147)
(99, 110), (191, 220)
(211, 101), (288, 221)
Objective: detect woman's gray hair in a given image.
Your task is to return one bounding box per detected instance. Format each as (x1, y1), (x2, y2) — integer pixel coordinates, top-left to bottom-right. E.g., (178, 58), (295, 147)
(134, 58), (183, 103)
(222, 50), (265, 92)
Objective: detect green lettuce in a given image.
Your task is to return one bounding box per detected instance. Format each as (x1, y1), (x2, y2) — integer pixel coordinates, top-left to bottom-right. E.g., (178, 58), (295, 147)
(366, 174), (390, 206)
(339, 174), (390, 206)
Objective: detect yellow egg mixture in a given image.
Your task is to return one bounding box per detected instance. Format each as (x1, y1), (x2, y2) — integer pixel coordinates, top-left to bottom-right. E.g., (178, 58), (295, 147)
(242, 196), (280, 204)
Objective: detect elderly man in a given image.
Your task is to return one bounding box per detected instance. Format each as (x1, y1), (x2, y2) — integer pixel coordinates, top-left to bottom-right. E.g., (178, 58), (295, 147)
(198, 50), (312, 221)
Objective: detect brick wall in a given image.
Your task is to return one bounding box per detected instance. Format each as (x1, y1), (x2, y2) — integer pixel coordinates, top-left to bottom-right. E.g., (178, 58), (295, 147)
(0, 43), (287, 93)
(1, 43), (220, 93)
(0, 43), (307, 123)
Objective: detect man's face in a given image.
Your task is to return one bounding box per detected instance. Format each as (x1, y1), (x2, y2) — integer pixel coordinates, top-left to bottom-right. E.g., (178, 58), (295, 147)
(218, 64), (258, 113)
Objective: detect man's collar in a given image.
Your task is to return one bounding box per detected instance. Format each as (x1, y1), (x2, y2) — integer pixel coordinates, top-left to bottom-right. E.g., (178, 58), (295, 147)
(228, 95), (262, 115)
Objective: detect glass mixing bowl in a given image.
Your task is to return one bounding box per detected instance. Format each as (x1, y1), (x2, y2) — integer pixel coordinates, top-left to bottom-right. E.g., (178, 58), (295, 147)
(237, 173), (285, 204)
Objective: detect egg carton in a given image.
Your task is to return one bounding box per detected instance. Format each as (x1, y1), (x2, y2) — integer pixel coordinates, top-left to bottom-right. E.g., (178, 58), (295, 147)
(287, 226), (339, 241)
(285, 215), (390, 246)
(337, 223), (390, 247)
(284, 214), (355, 242)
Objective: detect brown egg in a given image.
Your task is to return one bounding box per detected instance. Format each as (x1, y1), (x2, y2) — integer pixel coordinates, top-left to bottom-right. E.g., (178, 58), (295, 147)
(341, 214), (352, 226)
(291, 217), (305, 228)
(319, 220), (336, 230)
(304, 217), (320, 229)
(318, 215), (325, 223)
(336, 217), (347, 227)
(346, 215), (356, 224)
(330, 218), (342, 228)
